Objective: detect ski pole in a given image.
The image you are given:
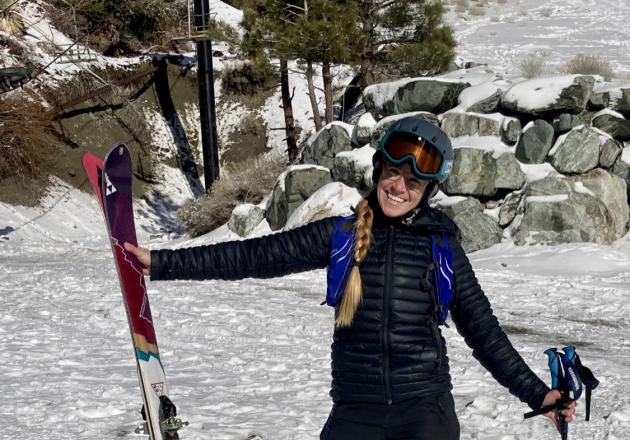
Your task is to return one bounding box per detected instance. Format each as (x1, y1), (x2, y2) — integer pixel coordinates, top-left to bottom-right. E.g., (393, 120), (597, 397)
(524, 347), (599, 440)
(545, 348), (569, 440)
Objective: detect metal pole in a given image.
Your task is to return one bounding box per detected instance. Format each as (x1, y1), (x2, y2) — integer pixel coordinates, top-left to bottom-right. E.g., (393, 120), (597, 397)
(194, 0), (219, 192)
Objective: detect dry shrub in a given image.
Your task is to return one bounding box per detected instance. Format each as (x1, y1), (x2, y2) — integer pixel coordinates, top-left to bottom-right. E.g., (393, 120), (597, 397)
(519, 50), (549, 79)
(469, 5), (486, 16)
(0, 93), (57, 179)
(0, 1), (25, 36)
(563, 53), (615, 81)
(541, 7), (553, 17)
(454, 0), (469, 13)
(177, 155), (285, 237)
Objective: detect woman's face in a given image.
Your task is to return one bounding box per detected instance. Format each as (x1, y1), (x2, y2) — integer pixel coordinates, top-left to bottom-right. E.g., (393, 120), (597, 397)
(377, 161), (429, 217)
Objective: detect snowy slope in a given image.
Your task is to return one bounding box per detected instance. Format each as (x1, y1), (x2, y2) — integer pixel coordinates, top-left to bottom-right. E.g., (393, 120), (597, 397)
(2, 236), (630, 440)
(2, 1), (630, 439)
(449, 0), (630, 77)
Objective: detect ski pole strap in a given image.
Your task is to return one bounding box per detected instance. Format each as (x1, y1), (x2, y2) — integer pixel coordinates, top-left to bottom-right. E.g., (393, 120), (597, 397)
(560, 346), (599, 421)
(523, 401), (570, 419)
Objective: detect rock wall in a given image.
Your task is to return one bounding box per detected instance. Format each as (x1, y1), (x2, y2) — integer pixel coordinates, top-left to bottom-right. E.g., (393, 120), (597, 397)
(229, 71), (630, 252)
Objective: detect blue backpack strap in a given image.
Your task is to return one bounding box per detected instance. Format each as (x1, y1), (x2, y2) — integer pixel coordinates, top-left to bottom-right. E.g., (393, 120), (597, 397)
(431, 234), (454, 325)
(325, 215), (356, 306)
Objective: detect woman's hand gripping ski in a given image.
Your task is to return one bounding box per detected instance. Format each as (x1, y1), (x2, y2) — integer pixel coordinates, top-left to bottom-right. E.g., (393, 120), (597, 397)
(124, 242), (151, 276)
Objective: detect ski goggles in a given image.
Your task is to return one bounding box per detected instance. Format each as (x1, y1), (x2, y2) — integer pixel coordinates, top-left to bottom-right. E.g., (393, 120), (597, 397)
(380, 131), (452, 180)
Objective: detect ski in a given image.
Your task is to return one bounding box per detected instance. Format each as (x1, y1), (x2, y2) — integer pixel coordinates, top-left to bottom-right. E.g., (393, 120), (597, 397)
(82, 146), (186, 440)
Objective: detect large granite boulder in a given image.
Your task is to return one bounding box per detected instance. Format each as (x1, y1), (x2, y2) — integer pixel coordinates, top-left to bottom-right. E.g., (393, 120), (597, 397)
(457, 82), (504, 113)
(362, 77), (469, 119)
(547, 126), (600, 174)
(515, 119), (555, 164)
(442, 148), (526, 198)
(228, 203), (265, 237)
(283, 182), (362, 230)
(266, 165), (332, 230)
(501, 75), (595, 117)
(592, 109), (630, 142)
(302, 122), (353, 169)
(440, 112), (503, 138)
(500, 117), (522, 145)
(552, 113), (582, 135)
(509, 169), (628, 244)
(613, 88), (630, 118)
(353, 112), (377, 146)
(437, 197), (503, 252)
(332, 145), (375, 191)
(598, 134), (623, 169)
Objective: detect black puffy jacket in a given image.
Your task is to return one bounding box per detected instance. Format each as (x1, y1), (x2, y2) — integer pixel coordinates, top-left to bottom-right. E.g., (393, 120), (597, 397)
(151, 200), (549, 411)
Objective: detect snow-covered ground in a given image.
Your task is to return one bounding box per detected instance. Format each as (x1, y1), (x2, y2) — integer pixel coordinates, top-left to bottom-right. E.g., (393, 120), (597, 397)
(449, 0), (630, 78)
(1, 184), (630, 440)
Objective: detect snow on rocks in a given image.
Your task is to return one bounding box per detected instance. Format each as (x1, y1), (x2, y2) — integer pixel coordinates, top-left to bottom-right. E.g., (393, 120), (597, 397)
(283, 182), (362, 231)
(228, 203), (265, 237)
(266, 165), (332, 231)
(331, 144), (375, 191)
(362, 77), (470, 119)
(302, 122), (353, 170)
(501, 75), (595, 117)
(592, 109), (630, 142)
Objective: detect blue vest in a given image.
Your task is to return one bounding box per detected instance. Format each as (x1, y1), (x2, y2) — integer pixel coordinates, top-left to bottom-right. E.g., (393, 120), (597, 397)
(326, 215), (454, 325)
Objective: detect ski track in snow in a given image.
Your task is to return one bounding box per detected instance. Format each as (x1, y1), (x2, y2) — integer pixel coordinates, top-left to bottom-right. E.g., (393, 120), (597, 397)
(1, 238), (630, 440)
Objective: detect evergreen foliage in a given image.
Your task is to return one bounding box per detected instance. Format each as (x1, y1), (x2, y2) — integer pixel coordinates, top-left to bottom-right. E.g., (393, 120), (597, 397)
(356, 0), (457, 85)
(221, 55), (278, 95)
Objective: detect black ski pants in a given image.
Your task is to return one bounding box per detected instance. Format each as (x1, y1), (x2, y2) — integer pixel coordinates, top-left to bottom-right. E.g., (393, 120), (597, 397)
(320, 392), (460, 440)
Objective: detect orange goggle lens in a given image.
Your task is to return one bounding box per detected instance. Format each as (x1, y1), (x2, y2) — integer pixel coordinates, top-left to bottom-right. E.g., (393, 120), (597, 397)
(384, 134), (443, 175)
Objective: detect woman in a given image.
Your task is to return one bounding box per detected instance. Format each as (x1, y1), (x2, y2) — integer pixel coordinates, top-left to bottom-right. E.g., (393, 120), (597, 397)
(126, 117), (575, 439)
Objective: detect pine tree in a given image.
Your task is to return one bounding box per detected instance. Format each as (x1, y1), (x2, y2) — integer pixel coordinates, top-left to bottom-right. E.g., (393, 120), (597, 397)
(241, 0), (300, 162)
(354, 0), (456, 88)
(290, 0), (364, 125)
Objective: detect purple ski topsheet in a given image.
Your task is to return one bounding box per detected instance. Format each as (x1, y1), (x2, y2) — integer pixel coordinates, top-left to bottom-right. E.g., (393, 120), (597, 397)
(101, 144), (169, 440)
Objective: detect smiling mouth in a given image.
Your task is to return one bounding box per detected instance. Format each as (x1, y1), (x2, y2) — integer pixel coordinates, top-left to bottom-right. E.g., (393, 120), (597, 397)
(386, 192), (405, 204)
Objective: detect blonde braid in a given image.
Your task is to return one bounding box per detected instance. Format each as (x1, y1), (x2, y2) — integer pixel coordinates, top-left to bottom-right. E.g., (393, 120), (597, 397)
(335, 196), (374, 327)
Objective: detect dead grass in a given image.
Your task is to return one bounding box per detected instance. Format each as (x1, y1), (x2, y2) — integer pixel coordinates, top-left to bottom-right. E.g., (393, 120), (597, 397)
(0, 93), (58, 180)
(469, 5), (486, 16)
(0, 1), (24, 36)
(519, 50), (549, 79)
(177, 155), (285, 237)
(454, 0), (469, 13)
(563, 53), (615, 81)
